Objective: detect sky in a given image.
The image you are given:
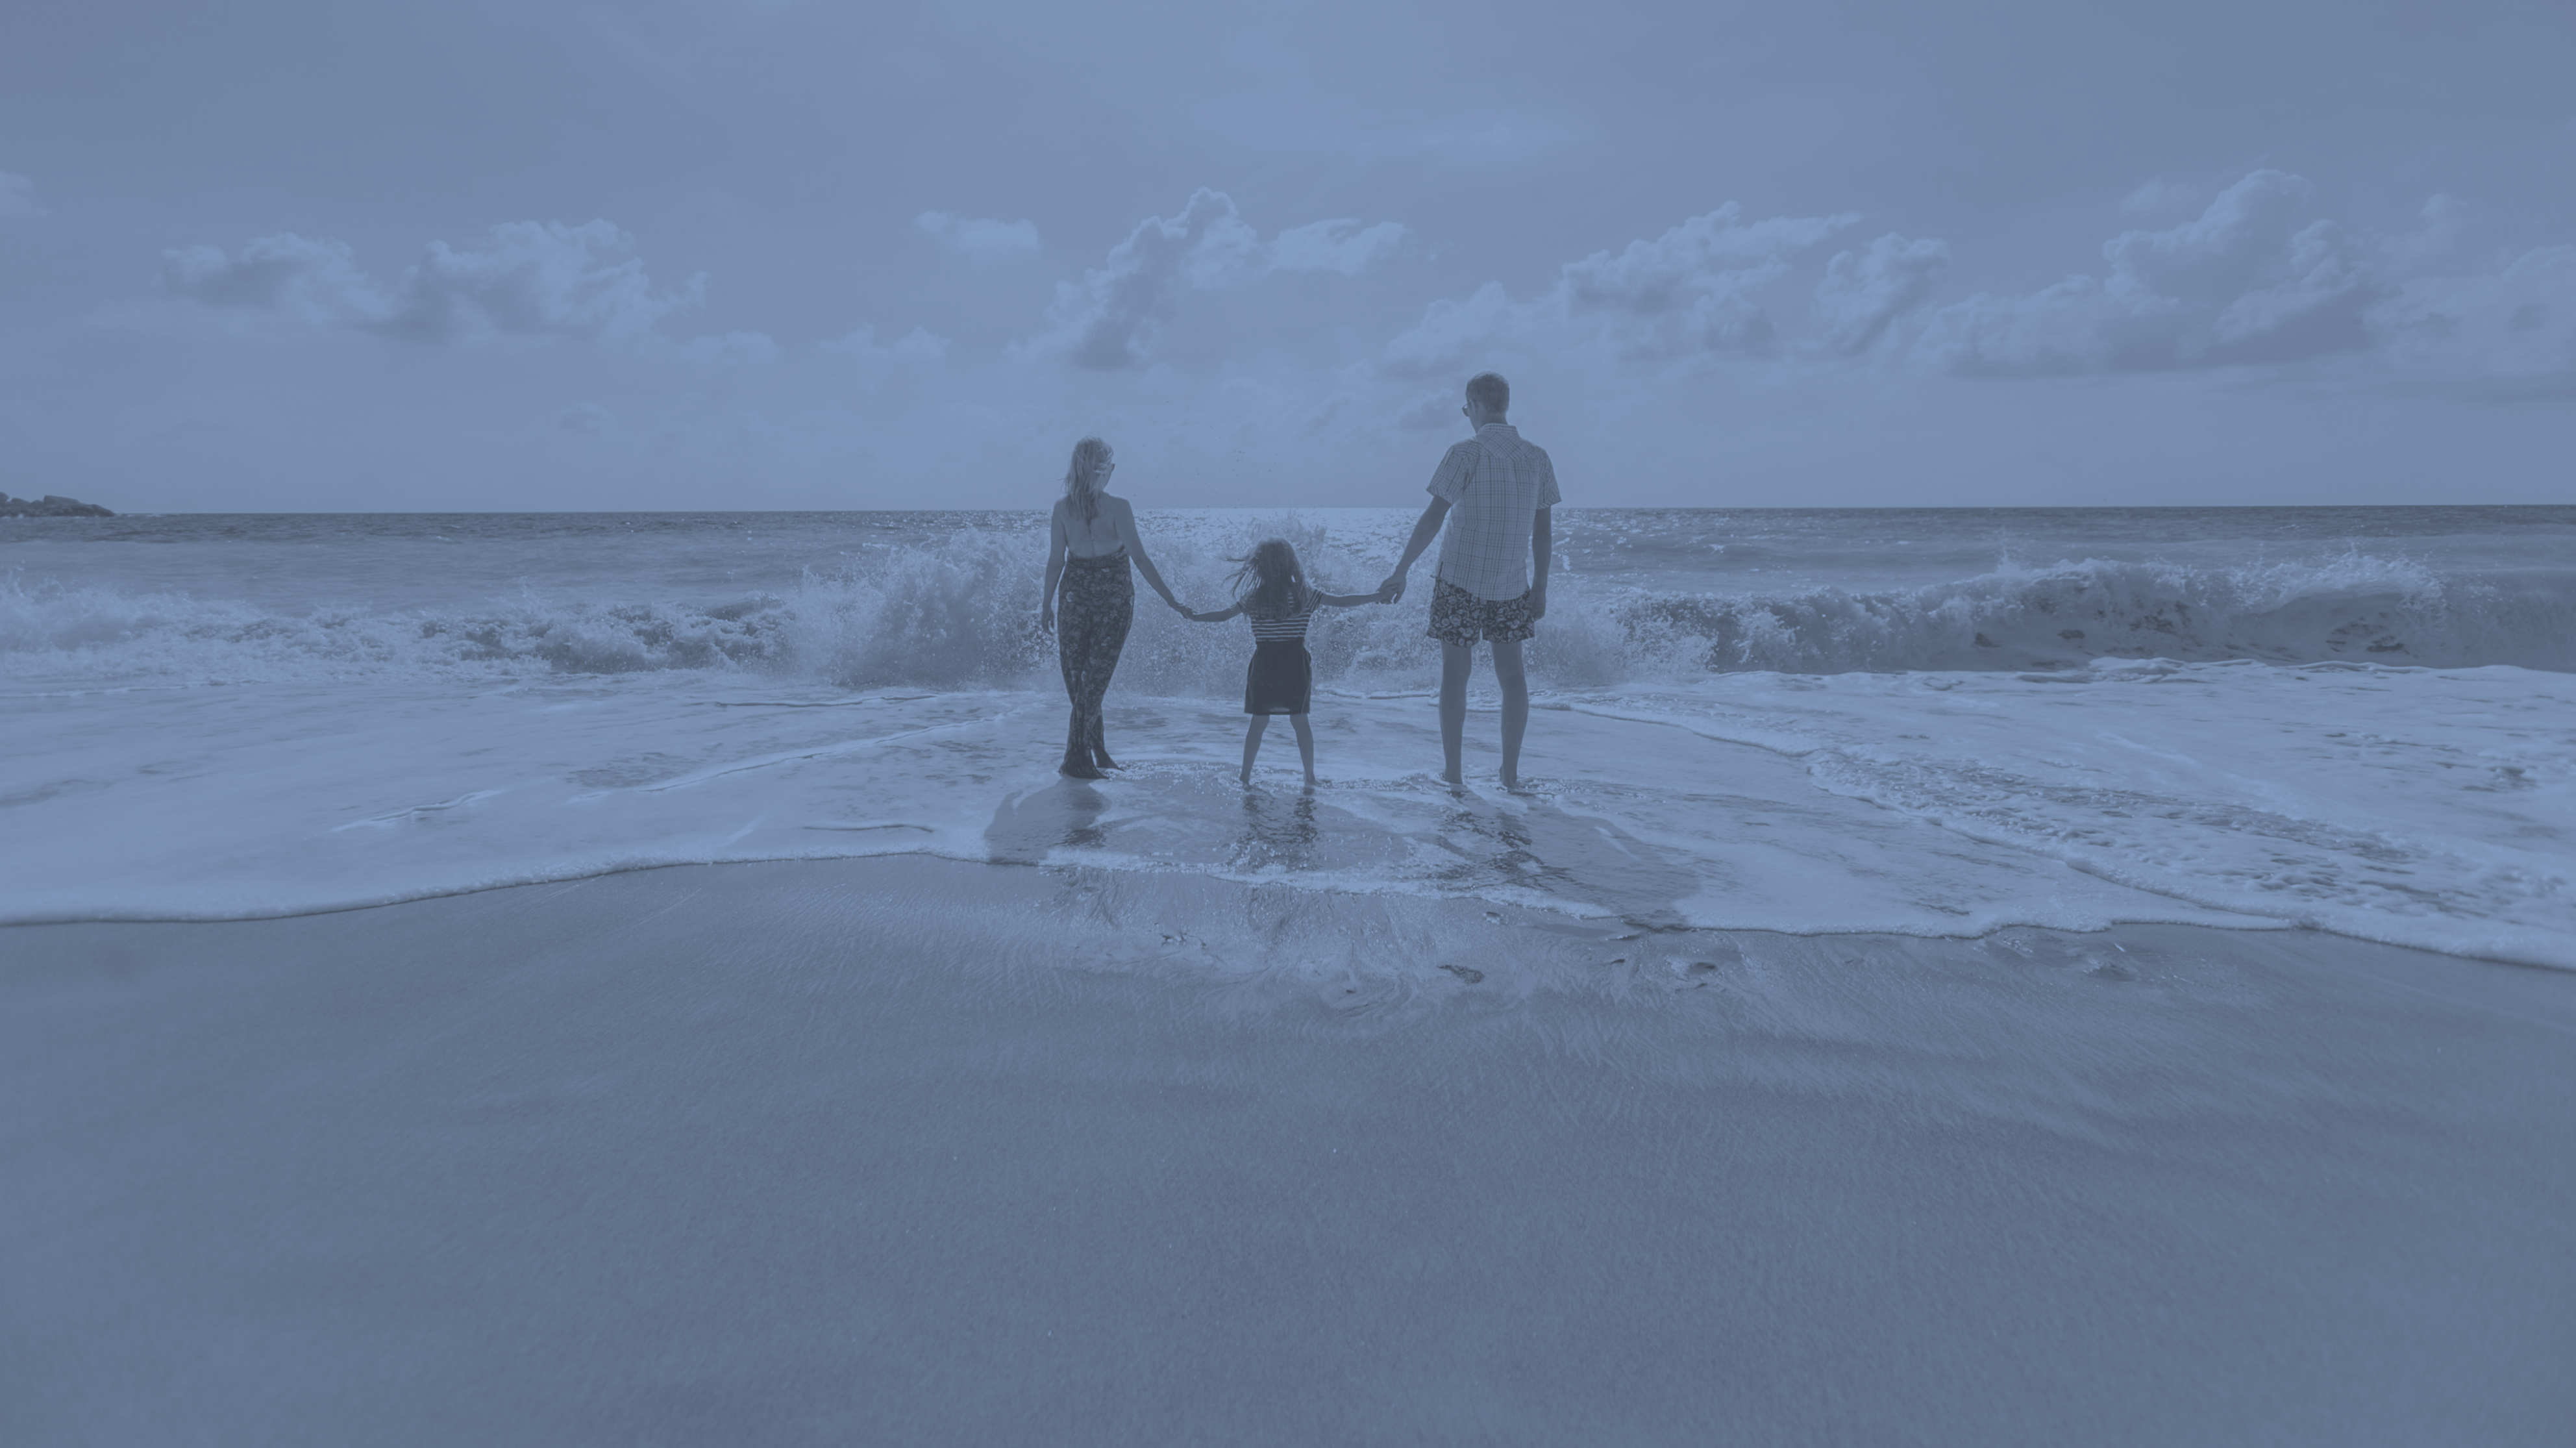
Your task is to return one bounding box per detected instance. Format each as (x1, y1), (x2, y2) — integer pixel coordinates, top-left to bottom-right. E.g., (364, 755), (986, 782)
(1, 0), (2571, 512)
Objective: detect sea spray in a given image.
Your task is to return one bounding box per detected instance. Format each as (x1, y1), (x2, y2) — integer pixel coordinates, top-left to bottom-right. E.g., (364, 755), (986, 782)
(8, 508), (2571, 970)
(6, 519), (2571, 690)
(1602, 551), (2572, 675)
(782, 530), (1050, 690)
(1, 573), (782, 685)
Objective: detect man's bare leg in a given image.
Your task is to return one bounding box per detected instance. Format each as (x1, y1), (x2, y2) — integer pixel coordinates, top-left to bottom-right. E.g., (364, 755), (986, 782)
(1438, 641), (1474, 786)
(1493, 638), (1530, 790)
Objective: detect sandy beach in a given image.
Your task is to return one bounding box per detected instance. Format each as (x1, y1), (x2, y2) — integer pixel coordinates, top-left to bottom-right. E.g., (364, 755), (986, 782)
(15, 0), (2576, 1437)
(8, 855), (2571, 1445)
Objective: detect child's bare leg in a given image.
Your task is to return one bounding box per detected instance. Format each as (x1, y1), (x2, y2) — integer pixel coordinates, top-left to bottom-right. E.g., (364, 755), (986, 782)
(1492, 638), (1530, 790)
(1290, 714), (1316, 792)
(1438, 641), (1474, 786)
(1240, 714), (1268, 784)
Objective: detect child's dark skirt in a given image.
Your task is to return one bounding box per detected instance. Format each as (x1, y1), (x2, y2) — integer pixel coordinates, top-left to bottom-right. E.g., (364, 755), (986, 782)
(1244, 641), (1312, 716)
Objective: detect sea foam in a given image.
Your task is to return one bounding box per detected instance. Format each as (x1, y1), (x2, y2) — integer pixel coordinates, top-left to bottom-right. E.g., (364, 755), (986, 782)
(7, 510), (2570, 970)
(8, 529), (2568, 692)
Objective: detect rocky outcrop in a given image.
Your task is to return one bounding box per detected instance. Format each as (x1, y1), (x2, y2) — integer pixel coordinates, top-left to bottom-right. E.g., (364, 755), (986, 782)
(0, 492), (114, 517)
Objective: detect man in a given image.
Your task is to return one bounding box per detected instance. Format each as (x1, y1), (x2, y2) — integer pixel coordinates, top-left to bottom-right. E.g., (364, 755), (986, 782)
(1377, 371), (1559, 790)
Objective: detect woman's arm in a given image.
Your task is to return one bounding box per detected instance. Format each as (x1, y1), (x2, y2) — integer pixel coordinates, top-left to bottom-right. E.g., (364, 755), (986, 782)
(1189, 603), (1243, 623)
(1115, 500), (1189, 613)
(1313, 592), (1381, 608)
(1039, 502), (1069, 630)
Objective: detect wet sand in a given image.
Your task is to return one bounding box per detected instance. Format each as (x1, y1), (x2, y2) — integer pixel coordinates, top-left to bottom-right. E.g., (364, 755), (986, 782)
(6, 856), (2571, 1445)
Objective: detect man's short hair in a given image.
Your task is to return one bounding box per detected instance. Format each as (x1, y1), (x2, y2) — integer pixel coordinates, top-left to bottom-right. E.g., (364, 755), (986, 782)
(1465, 372), (1510, 414)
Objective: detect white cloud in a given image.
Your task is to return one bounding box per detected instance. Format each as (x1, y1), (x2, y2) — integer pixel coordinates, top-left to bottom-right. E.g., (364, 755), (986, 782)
(1809, 234), (1950, 356)
(1561, 208), (1852, 316)
(2372, 244), (2576, 398)
(386, 221), (699, 343)
(1016, 189), (1262, 369)
(160, 233), (391, 328)
(1899, 171), (2574, 392)
(1381, 203), (1855, 374)
(2119, 178), (2199, 218)
(0, 171), (42, 219)
(1018, 189), (1405, 369)
(821, 324), (949, 362)
(1365, 173), (2573, 397)
(678, 330), (780, 366)
(158, 220), (701, 344)
(2382, 193), (2472, 272)
(1913, 171), (2380, 375)
(1395, 392), (1464, 431)
(1382, 282), (1530, 377)
(1269, 218), (1406, 275)
(915, 211), (1041, 258)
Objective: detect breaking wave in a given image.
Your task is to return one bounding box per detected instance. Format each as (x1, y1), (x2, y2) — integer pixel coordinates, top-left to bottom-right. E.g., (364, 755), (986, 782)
(1615, 550), (2576, 675)
(6, 532), (2569, 690)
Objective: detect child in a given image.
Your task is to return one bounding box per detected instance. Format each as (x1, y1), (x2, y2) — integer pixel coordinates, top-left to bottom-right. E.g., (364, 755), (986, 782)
(1189, 538), (1381, 791)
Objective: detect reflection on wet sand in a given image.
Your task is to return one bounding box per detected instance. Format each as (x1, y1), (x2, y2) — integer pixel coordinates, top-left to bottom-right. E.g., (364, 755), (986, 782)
(981, 780), (1112, 863)
(1228, 791), (1320, 873)
(1426, 797), (1700, 931)
(984, 773), (1703, 932)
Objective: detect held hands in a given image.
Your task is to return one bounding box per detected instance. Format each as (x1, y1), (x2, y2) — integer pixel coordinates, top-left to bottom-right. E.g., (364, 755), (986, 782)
(1375, 571), (1407, 604)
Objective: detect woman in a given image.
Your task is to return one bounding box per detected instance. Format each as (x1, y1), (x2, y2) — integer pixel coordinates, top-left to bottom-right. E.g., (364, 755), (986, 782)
(1039, 437), (1189, 779)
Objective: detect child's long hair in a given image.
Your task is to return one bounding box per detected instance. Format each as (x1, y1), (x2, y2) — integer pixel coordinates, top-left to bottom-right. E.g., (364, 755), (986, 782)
(1228, 538), (1315, 618)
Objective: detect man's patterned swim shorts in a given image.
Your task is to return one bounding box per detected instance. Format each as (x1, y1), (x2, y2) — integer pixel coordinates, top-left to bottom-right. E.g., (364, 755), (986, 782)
(1426, 578), (1537, 648)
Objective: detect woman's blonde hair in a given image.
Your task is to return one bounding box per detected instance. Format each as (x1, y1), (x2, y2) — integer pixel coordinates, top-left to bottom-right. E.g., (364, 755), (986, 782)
(1062, 437), (1114, 524)
(1228, 538), (1313, 618)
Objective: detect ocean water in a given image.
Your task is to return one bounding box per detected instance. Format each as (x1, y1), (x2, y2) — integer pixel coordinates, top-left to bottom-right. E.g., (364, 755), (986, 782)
(5, 505), (2571, 968)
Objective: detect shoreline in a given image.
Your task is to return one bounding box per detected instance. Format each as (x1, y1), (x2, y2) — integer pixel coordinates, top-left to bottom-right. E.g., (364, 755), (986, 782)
(10, 855), (2573, 1444)
(8, 836), (2567, 977)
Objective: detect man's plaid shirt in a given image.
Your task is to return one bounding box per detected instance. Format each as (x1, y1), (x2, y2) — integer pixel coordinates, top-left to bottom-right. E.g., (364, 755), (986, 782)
(1428, 423), (1560, 601)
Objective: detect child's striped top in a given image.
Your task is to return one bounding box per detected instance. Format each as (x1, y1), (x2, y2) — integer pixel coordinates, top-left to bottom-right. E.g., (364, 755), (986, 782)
(1248, 599), (1315, 645)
